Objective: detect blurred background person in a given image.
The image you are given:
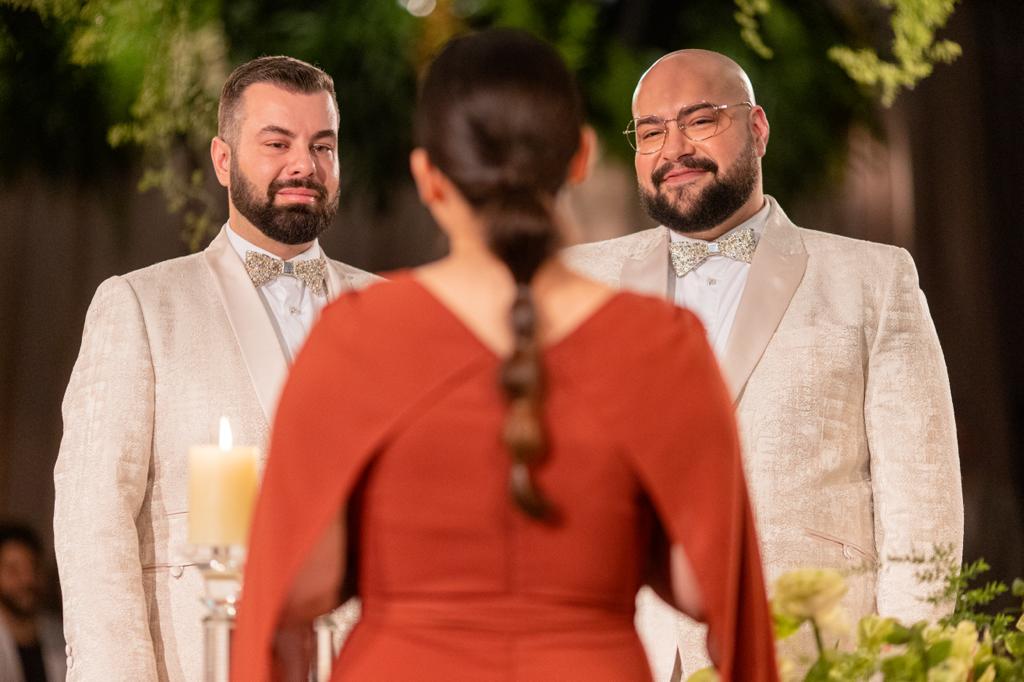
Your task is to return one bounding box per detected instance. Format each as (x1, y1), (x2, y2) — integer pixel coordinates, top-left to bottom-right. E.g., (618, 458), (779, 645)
(0, 522), (65, 682)
(233, 29), (776, 681)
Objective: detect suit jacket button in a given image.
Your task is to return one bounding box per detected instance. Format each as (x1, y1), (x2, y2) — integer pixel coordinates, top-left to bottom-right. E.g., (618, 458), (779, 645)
(65, 644), (72, 656)
(170, 565), (184, 578)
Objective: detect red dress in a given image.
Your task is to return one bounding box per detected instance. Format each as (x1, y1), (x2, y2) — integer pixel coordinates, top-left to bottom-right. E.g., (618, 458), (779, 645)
(232, 274), (777, 681)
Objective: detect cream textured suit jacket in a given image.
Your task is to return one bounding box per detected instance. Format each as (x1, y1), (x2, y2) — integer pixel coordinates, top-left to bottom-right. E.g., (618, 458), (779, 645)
(53, 228), (379, 681)
(565, 197), (964, 678)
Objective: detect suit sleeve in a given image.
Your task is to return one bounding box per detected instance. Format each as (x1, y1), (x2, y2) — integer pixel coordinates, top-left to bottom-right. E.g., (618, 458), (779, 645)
(865, 248), (964, 622)
(53, 276), (159, 682)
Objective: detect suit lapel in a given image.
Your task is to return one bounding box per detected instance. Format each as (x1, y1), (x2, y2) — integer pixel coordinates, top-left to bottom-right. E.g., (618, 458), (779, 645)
(720, 198), (808, 401)
(619, 227), (674, 299)
(325, 259), (354, 301)
(204, 228), (289, 423)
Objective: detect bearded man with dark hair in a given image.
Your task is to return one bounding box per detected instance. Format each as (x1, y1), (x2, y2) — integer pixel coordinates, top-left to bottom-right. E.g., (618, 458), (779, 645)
(54, 56), (378, 681)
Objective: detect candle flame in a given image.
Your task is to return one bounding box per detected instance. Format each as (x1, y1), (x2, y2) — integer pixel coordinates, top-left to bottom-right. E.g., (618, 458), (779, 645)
(219, 417), (233, 450)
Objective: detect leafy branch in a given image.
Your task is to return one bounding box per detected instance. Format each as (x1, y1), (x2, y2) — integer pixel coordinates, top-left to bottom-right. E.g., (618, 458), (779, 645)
(828, 0), (962, 106)
(751, 550), (1024, 681)
(734, 0), (773, 59)
(735, 0), (962, 106)
(1, 0), (227, 248)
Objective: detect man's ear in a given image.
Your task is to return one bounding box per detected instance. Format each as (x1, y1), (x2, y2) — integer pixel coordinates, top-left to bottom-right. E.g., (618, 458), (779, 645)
(409, 147), (445, 205)
(567, 126), (596, 186)
(750, 106), (770, 157)
(210, 136), (231, 188)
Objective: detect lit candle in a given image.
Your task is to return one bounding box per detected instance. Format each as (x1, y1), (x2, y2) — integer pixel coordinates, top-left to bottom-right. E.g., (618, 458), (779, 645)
(188, 417), (260, 546)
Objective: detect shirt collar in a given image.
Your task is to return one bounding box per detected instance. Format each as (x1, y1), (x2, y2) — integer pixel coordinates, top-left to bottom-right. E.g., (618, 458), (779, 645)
(224, 222), (322, 263)
(668, 199), (770, 245)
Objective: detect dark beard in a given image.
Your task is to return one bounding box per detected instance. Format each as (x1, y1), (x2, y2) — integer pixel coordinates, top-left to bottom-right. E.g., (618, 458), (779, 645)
(639, 140), (758, 235)
(229, 159), (339, 245)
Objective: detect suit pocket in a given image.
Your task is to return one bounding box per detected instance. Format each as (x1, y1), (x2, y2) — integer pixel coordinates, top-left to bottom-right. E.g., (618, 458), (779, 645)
(803, 527), (876, 565)
(141, 511), (195, 573)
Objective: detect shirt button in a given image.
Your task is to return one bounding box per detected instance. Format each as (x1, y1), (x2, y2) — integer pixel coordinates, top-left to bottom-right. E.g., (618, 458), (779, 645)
(170, 565), (184, 578)
(707, 278), (717, 286)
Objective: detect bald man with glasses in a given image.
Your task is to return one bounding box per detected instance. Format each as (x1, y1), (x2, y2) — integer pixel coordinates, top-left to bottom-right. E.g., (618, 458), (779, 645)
(566, 49), (963, 679)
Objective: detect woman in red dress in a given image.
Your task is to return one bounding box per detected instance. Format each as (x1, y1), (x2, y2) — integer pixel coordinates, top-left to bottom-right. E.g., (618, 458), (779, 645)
(232, 29), (777, 681)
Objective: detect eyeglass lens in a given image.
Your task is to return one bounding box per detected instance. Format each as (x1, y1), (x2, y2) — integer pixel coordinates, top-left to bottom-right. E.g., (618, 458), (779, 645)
(627, 104), (722, 153)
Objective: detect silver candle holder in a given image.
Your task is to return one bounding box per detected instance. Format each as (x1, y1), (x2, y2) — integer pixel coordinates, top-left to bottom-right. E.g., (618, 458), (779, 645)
(192, 544), (245, 682)
(191, 544), (358, 682)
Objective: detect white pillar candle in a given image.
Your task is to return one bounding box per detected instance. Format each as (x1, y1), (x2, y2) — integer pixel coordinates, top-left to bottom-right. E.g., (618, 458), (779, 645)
(188, 417), (259, 546)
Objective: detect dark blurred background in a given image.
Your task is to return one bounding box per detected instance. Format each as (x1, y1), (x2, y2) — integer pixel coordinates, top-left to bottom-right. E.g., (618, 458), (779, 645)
(0, 0), (1021, 611)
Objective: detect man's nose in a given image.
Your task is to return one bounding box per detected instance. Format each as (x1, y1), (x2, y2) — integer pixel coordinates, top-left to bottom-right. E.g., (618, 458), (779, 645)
(284, 145), (317, 177)
(660, 125), (696, 161)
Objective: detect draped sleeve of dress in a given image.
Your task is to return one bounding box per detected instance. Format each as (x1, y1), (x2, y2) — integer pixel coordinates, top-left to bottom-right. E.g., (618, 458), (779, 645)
(231, 274), (777, 682)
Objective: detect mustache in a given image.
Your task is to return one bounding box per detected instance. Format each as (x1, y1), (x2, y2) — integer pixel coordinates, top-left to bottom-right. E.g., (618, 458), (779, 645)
(268, 178), (328, 202)
(652, 157), (718, 189)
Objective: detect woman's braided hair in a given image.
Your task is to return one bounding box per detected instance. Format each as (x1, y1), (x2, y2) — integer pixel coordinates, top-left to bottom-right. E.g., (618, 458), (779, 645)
(414, 29), (583, 520)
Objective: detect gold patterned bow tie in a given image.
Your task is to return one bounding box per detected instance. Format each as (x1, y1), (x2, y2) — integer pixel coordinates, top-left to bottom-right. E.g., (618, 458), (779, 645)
(244, 251), (328, 297)
(668, 227), (757, 277)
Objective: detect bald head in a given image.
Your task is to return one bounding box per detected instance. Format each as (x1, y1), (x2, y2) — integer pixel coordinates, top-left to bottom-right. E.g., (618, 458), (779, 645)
(632, 50), (755, 115)
(628, 49), (770, 240)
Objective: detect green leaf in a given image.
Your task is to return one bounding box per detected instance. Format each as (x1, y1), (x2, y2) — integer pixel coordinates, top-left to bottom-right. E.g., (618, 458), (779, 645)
(925, 639), (952, 667)
(885, 623), (914, 645)
(1004, 631), (1024, 657)
(880, 650), (925, 680)
(828, 651), (876, 680)
(1011, 578), (1024, 597)
(802, 656), (833, 682)
(773, 610), (805, 641)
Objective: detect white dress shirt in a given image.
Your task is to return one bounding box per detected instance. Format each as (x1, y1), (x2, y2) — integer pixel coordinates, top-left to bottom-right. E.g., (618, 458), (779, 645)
(225, 223), (327, 362)
(671, 201), (770, 357)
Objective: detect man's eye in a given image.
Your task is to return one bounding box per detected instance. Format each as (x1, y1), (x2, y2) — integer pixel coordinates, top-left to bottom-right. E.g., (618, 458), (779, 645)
(639, 128), (665, 140)
(686, 116), (716, 128)
(266, 142), (288, 150)
(312, 144), (334, 154)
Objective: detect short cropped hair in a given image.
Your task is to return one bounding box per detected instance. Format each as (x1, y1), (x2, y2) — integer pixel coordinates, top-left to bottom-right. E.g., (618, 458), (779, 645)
(217, 55), (338, 145)
(0, 521), (42, 558)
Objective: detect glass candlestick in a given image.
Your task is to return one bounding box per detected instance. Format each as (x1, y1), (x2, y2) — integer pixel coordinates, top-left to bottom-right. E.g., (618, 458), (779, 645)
(193, 545), (244, 682)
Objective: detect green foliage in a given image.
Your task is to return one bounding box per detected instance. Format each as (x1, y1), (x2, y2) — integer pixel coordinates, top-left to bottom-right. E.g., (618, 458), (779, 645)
(734, 0), (962, 107)
(0, 5), (126, 178)
(734, 0), (773, 59)
(1, 0), (228, 247)
(482, 0), (601, 71)
(0, 0), (962, 248)
(774, 607), (804, 640)
(751, 551), (1024, 681)
(720, 0), (876, 209)
(828, 0), (962, 106)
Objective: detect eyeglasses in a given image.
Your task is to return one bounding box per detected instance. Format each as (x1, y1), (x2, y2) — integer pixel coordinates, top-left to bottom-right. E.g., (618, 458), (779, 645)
(623, 101), (753, 154)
